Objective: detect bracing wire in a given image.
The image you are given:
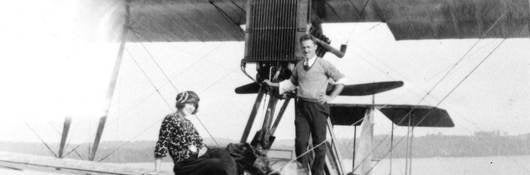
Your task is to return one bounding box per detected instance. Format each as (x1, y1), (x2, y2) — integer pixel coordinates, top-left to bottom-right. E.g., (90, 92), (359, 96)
(109, 36), (223, 122)
(98, 118), (165, 162)
(415, 13), (507, 105)
(131, 31), (180, 93)
(98, 70), (238, 162)
(275, 119), (366, 173)
(23, 121), (58, 158)
(435, 39), (506, 106)
(127, 49), (173, 109)
(99, 4), (231, 158)
(350, 11), (509, 173)
(274, 140), (328, 173)
(97, 49), (176, 162)
(365, 38), (507, 174)
(124, 6), (230, 147)
(98, 47), (235, 161)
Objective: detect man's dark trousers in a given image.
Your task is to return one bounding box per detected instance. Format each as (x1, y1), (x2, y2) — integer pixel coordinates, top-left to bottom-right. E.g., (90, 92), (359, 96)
(295, 98), (329, 175)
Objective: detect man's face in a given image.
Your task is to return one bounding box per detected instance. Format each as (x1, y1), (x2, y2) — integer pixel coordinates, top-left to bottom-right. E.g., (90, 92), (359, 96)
(301, 39), (317, 59)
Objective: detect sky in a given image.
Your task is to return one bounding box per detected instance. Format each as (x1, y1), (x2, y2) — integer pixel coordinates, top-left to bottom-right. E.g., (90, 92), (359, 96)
(0, 0), (529, 147)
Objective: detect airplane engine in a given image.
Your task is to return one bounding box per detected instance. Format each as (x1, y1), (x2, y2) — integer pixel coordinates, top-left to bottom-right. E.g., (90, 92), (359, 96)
(242, 0), (309, 83)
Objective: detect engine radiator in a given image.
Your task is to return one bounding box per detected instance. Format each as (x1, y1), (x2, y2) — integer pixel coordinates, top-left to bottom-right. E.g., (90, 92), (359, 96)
(243, 0), (308, 63)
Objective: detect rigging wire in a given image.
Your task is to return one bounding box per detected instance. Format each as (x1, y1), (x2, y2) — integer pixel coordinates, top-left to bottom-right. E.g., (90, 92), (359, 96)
(138, 42), (228, 147)
(275, 118), (366, 173)
(109, 40), (224, 122)
(123, 5), (231, 148)
(98, 68), (239, 161)
(131, 31), (180, 93)
(99, 8), (231, 156)
(357, 0), (374, 17)
(345, 1), (361, 16)
(275, 138), (329, 173)
(107, 28), (223, 122)
(227, 0), (246, 14)
(127, 49), (173, 109)
(97, 118), (164, 162)
(353, 21), (508, 173)
(350, 11), (510, 173)
(434, 39), (506, 106)
(23, 121), (58, 158)
(209, 0), (245, 34)
(194, 70), (241, 146)
(415, 13), (507, 106)
(365, 38), (508, 174)
(345, 24), (441, 105)
(46, 120), (87, 160)
(98, 48), (237, 161)
(356, 39), (507, 174)
(97, 49), (173, 162)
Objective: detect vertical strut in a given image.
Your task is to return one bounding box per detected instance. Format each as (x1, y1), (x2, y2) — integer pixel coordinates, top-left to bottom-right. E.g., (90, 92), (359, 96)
(240, 88), (265, 143)
(389, 123), (394, 175)
(262, 95), (279, 131)
(352, 125), (357, 174)
(58, 116), (72, 158)
(270, 98), (291, 135)
(89, 0), (130, 161)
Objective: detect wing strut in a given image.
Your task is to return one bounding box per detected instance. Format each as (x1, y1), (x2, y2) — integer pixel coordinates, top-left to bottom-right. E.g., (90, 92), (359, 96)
(58, 116), (72, 158)
(89, 0), (130, 161)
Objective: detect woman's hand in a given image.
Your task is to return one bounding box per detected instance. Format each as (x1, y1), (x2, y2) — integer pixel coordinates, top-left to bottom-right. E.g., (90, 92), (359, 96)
(188, 144), (198, 153)
(150, 158), (162, 175)
(198, 146), (208, 157)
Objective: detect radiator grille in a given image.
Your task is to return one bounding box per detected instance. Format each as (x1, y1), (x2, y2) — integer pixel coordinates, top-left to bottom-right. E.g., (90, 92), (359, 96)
(243, 0), (303, 63)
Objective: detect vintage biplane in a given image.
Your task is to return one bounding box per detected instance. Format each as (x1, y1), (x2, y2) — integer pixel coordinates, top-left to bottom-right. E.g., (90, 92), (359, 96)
(1, 0), (529, 174)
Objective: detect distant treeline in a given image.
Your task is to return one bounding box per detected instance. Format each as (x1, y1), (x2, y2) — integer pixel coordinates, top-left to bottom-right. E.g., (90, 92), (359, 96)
(1, 132), (529, 162)
(335, 132), (530, 160)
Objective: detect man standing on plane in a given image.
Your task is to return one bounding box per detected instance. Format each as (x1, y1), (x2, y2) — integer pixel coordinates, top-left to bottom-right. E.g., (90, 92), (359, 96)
(264, 34), (345, 175)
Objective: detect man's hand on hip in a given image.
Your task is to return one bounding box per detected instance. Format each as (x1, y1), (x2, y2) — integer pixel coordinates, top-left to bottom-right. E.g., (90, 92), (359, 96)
(318, 94), (334, 104)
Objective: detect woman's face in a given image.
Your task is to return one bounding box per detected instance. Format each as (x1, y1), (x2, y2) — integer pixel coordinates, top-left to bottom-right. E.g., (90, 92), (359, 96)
(181, 103), (196, 115)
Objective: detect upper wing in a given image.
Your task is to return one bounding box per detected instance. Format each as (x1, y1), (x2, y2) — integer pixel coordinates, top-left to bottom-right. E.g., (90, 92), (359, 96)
(126, 0), (246, 42)
(124, 0), (529, 42)
(317, 0), (530, 40)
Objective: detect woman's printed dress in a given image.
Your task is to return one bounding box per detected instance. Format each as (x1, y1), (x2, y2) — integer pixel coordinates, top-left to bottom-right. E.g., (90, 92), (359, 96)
(154, 113), (205, 163)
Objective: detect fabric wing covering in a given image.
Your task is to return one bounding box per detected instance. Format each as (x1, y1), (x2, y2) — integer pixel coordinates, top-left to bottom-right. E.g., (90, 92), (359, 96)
(116, 0), (529, 42)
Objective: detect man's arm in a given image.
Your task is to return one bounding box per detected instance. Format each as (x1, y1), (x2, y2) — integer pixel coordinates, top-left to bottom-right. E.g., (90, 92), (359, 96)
(319, 83), (344, 104)
(263, 80), (279, 87)
(264, 79), (296, 94)
(320, 59), (346, 104)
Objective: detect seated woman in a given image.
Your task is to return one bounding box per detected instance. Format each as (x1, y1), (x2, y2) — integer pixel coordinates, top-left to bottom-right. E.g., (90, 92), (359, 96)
(152, 91), (236, 175)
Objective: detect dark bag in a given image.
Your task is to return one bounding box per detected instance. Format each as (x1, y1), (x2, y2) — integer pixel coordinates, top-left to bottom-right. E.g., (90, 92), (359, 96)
(226, 143), (277, 175)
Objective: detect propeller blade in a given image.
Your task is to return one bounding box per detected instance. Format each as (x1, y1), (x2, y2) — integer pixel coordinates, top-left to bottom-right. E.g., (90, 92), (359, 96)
(235, 82), (260, 94)
(332, 81), (404, 96)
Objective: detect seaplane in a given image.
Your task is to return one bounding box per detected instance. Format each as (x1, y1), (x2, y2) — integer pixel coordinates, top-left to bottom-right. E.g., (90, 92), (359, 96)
(1, 0), (528, 174)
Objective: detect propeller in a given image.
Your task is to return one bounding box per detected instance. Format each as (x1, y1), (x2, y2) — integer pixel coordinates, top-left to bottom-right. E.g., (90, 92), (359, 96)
(235, 82), (260, 94)
(330, 81), (404, 96)
(236, 81), (404, 95)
